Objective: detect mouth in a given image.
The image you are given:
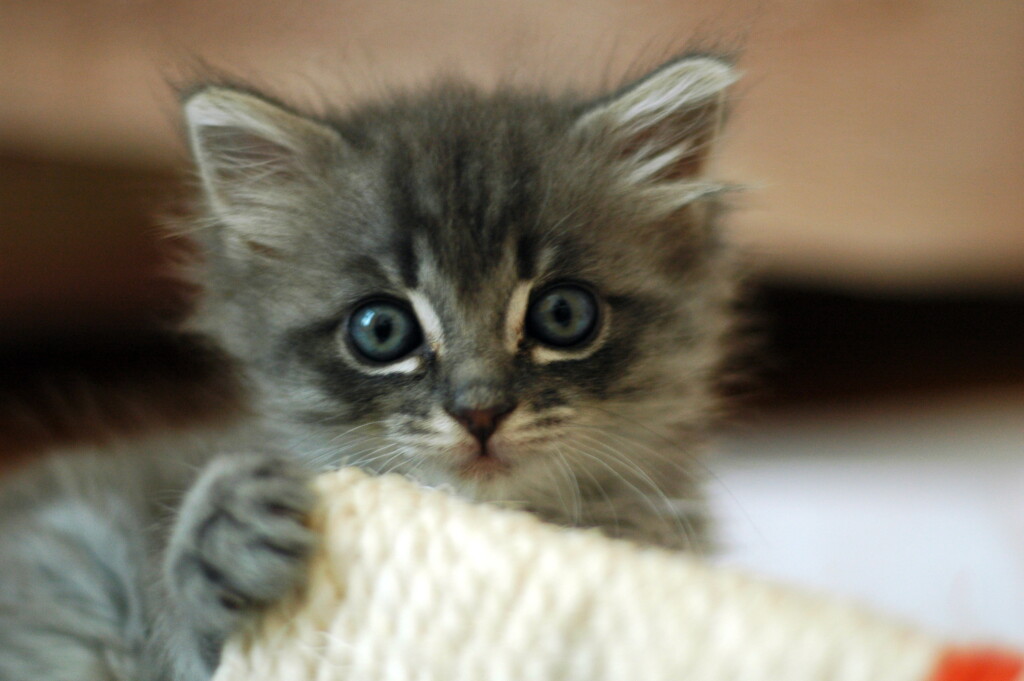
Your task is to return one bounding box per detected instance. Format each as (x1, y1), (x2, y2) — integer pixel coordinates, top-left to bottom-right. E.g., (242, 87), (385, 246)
(457, 449), (512, 480)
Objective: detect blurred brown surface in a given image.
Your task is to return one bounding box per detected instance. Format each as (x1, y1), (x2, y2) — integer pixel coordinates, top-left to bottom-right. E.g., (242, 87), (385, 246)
(2, 0), (1023, 292)
(0, 154), (187, 340)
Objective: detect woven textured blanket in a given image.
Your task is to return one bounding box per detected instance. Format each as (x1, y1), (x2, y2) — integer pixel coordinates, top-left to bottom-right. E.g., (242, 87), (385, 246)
(213, 468), (1023, 681)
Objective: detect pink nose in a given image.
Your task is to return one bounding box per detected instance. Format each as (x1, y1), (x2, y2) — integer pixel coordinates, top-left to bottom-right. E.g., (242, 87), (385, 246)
(447, 406), (514, 445)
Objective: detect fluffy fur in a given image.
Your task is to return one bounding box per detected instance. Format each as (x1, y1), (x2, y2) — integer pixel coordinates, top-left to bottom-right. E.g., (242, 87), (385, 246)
(0, 55), (740, 681)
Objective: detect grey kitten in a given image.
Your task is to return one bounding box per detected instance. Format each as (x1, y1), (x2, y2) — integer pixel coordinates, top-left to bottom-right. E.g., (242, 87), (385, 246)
(0, 55), (739, 681)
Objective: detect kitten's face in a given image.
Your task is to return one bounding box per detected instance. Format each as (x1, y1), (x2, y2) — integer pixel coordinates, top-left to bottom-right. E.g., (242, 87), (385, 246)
(184, 57), (737, 523)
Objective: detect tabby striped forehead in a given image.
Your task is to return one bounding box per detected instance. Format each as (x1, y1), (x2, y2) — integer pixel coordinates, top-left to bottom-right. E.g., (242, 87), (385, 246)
(391, 227), (545, 292)
(396, 230), (547, 341)
(377, 99), (566, 290)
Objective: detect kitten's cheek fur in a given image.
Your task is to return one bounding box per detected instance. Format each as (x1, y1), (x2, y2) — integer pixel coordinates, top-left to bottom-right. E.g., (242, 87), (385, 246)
(163, 454), (317, 670)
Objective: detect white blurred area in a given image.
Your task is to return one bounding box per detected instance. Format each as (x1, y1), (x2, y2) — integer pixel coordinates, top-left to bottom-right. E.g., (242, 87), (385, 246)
(710, 394), (1024, 646)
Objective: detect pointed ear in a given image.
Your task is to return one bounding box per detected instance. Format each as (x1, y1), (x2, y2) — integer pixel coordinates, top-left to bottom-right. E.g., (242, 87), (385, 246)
(183, 87), (344, 257)
(576, 56), (736, 194)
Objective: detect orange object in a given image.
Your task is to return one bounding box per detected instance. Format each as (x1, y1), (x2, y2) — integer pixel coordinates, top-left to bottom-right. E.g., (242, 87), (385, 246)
(931, 649), (1024, 681)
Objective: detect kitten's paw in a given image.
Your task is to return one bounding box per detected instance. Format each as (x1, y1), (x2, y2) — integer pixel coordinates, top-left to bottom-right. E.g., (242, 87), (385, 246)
(165, 455), (317, 641)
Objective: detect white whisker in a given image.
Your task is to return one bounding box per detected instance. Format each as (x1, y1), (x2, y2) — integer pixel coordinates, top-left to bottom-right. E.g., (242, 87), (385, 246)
(562, 435), (700, 554)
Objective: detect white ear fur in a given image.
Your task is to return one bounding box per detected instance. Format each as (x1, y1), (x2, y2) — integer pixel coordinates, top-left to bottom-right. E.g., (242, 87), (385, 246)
(184, 87), (343, 256)
(577, 56), (737, 210)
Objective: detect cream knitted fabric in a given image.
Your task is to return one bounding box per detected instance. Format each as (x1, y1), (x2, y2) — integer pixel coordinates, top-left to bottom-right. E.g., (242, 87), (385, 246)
(213, 468), (942, 681)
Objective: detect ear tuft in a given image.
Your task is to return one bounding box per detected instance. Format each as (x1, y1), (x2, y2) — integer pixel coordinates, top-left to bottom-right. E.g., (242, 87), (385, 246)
(577, 56), (736, 200)
(183, 87), (344, 258)
(611, 57), (736, 128)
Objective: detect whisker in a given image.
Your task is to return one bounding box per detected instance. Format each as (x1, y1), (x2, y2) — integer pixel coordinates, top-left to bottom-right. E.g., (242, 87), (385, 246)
(566, 424), (698, 481)
(323, 420), (390, 445)
(551, 448), (583, 525)
(577, 405), (728, 484)
(562, 435), (700, 554)
(564, 450), (621, 537)
(375, 448), (412, 476)
(571, 410), (751, 523)
(352, 444), (406, 469)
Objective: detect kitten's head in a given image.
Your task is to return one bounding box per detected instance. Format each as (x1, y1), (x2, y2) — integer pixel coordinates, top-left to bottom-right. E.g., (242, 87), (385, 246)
(181, 56), (739, 533)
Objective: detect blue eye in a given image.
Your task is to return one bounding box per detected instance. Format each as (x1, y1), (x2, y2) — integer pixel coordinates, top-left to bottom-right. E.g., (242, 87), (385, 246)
(526, 285), (598, 348)
(348, 300), (423, 363)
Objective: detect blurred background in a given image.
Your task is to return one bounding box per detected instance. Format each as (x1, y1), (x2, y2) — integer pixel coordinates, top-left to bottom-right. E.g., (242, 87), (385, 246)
(1, 0), (1022, 644)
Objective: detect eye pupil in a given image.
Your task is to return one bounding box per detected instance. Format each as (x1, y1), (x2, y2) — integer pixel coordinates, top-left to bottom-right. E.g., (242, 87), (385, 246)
(348, 301), (422, 363)
(526, 285), (598, 348)
(552, 298), (572, 326)
(373, 317), (393, 342)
